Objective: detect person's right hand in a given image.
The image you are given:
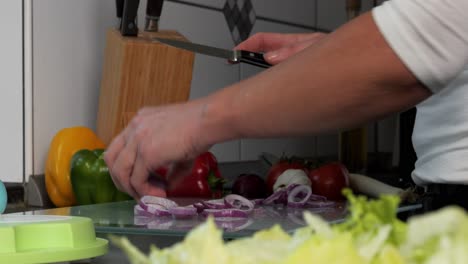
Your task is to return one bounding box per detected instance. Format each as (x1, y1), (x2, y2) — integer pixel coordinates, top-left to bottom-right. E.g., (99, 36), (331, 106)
(104, 100), (214, 199)
(235, 32), (327, 65)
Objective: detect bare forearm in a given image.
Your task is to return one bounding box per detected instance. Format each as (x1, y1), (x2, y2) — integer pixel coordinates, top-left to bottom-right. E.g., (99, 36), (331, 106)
(200, 12), (431, 146)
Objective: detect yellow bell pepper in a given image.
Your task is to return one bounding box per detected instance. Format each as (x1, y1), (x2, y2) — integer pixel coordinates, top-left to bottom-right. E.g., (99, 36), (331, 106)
(45, 127), (106, 207)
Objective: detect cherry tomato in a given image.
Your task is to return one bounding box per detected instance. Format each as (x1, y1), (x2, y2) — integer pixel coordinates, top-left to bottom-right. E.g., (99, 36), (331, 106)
(266, 161), (306, 194)
(308, 162), (350, 200)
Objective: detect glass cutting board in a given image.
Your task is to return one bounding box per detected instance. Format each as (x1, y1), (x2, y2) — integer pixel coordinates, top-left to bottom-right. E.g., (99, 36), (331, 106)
(9, 199), (421, 239)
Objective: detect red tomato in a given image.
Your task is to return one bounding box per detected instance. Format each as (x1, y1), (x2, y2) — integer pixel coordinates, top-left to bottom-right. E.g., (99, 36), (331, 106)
(308, 162), (350, 200)
(266, 161), (306, 193)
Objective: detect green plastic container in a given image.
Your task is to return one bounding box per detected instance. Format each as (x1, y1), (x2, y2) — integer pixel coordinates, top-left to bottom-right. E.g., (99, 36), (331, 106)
(0, 215), (108, 263)
(0, 180), (6, 214)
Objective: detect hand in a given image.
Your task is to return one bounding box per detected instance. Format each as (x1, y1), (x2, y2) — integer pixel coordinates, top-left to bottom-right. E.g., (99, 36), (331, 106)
(104, 101), (211, 199)
(235, 32), (327, 65)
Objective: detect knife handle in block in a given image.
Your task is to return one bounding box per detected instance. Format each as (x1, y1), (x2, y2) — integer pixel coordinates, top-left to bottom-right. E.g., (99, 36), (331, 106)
(121, 0), (140, 36)
(145, 0), (164, 32)
(116, 0), (124, 29)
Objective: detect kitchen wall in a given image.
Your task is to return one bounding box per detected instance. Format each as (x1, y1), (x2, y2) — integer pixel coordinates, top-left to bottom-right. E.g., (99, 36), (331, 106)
(31, 0), (397, 175)
(0, 0), (23, 182)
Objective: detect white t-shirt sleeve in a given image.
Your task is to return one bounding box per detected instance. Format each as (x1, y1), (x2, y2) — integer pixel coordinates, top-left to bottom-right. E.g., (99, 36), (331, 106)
(372, 0), (468, 93)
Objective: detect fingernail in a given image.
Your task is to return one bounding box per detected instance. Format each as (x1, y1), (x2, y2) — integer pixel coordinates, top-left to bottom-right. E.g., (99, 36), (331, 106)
(265, 51), (279, 62)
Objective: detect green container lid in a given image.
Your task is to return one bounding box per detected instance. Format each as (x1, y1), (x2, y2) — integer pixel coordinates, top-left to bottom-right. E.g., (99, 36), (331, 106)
(0, 215), (108, 263)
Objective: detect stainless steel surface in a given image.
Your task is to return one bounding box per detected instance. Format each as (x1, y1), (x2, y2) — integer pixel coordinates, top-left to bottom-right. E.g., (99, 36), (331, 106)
(144, 18), (159, 31)
(26, 174), (53, 207)
(153, 37), (240, 62)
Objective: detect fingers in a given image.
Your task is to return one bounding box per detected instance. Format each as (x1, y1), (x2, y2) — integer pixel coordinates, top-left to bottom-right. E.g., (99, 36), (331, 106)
(131, 150), (167, 198)
(105, 117), (145, 199)
(235, 32), (324, 53)
(265, 37), (323, 64)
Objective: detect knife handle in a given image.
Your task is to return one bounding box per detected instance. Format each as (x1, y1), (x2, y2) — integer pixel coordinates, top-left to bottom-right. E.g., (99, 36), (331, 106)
(145, 0), (164, 32)
(121, 0), (140, 36)
(116, 0), (124, 29)
(239, 51), (272, 68)
(116, 0), (124, 18)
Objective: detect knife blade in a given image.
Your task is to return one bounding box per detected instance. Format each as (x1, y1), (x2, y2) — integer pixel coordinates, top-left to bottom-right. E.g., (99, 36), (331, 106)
(153, 37), (272, 68)
(145, 0), (164, 32)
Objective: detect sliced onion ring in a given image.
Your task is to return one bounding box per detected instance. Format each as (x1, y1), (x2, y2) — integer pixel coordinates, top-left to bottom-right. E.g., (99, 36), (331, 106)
(309, 194), (327, 201)
(262, 189), (286, 205)
(145, 204), (171, 216)
(168, 206), (198, 219)
(287, 185), (312, 208)
(224, 194), (254, 211)
(202, 199), (231, 209)
(201, 208), (250, 218)
(139, 196), (178, 210)
(134, 204), (154, 217)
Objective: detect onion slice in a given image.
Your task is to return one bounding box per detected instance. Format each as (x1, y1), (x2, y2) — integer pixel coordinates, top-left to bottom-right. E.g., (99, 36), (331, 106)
(201, 208), (250, 218)
(134, 204), (154, 218)
(139, 196), (178, 210)
(145, 204), (171, 216)
(224, 194), (254, 211)
(202, 199), (231, 209)
(215, 218), (253, 232)
(262, 189), (286, 205)
(168, 206), (198, 220)
(287, 185), (312, 208)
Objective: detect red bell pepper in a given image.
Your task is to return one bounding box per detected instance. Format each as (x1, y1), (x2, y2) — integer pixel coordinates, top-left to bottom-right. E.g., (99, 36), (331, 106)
(155, 152), (225, 198)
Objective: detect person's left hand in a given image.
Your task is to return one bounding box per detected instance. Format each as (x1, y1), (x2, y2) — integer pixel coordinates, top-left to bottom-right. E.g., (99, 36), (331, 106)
(104, 100), (212, 199)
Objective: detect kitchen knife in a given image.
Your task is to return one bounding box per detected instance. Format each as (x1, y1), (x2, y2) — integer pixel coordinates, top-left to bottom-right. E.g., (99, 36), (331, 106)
(153, 37), (272, 68)
(116, 0), (124, 29)
(121, 0), (140, 36)
(145, 0), (164, 32)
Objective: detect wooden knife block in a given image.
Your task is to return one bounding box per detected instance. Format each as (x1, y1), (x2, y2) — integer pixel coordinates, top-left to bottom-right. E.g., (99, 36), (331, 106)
(96, 29), (195, 145)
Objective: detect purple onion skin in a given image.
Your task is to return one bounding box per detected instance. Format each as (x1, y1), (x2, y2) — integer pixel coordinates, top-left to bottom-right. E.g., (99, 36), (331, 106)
(231, 174), (268, 199)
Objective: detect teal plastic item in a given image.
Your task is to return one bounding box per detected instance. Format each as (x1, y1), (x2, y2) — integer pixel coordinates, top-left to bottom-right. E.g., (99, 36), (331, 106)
(0, 180), (6, 214)
(0, 215), (108, 263)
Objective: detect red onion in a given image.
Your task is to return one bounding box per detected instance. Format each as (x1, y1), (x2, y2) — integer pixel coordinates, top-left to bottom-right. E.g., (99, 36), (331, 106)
(224, 194), (254, 211)
(139, 196), (178, 210)
(309, 194), (328, 201)
(134, 187), (337, 221)
(215, 218), (253, 232)
(193, 202), (206, 213)
(146, 218), (174, 230)
(145, 205), (171, 216)
(202, 199), (231, 209)
(201, 208), (250, 218)
(287, 185), (312, 208)
(134, 216), (153, 226)
(262, 189), (285, 205)
(134, 205), (154, 218)
(168, 206), (198, 220)
(231, 173), (267, 199)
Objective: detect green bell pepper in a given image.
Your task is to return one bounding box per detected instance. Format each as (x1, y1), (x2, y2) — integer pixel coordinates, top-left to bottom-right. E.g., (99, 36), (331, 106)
(70, 149), (132, 205)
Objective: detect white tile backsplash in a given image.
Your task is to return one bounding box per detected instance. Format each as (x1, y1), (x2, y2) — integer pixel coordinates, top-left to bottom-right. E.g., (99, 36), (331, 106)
(159, 1), (242, 162)
(252, 0), (317, 28)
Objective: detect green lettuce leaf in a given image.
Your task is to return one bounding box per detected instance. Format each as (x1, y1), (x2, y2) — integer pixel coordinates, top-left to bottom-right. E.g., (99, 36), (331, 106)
(400, 206), (468, 264)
